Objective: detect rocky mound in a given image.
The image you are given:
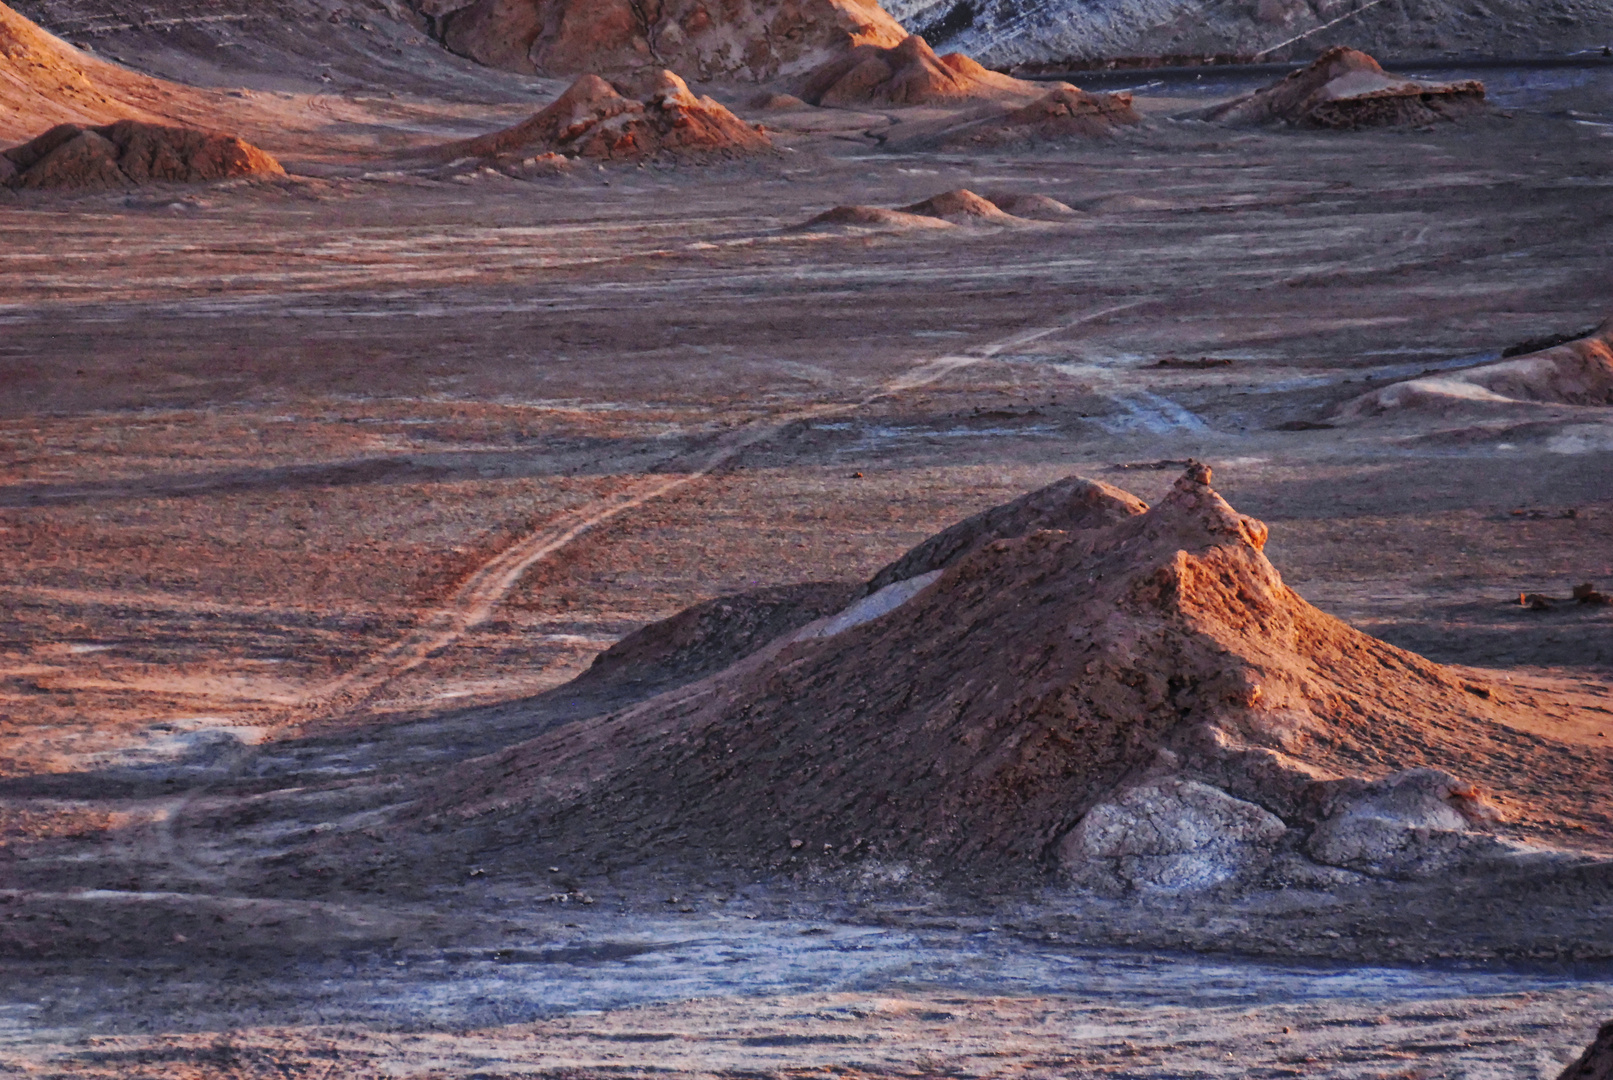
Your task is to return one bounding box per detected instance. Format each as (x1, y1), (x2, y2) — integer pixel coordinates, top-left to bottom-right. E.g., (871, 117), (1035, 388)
(411, 0), (905, 81)
(798, 33), (1049, 107)
(1560, 1020), (1613, 1080)
(1335, 319), (1613, 421)
(792, 188), (1075, 232)
(896, 84), (1141, 149)
(405, 464), (1610, 888)
(899, 187), (1020, 223)
(1, 119), (283, 189)
(983, 191), (1079, 220)
(1204, 47), (1485, 129)
(445, 70), (771, 162)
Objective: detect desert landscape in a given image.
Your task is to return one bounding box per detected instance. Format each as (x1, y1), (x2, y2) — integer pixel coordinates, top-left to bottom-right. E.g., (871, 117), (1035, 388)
(1, 0), (1612, 1073)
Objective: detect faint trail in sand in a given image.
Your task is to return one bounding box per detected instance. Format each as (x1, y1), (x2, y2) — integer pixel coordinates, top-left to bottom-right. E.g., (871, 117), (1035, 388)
(291, 299), (1155, 723)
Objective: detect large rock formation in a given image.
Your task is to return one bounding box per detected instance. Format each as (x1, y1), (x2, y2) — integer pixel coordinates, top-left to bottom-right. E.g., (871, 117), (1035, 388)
(2, 119), (283, 189)
(403, 465), (1610, 889)
(1203, 47), (1485, 128)
(443, 69), (771, 162)
(411, 0), (906, 80)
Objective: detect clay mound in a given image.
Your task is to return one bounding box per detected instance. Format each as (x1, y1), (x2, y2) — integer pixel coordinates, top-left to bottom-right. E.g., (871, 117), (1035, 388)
(985, 192), (1079, 220)
(447, 70), (771, 162)
(1335, 319), (1613, 421)
(1204, 46), (1485, 129)
(899, 187), (1021, 224)
(1559, 1020), (1613, 1080)
(408, 464), (1610, 888)
(799, 33), (1049, 107)
(413, 0), (905, 82)
(977, 85), (1141, 140)
(790, 204), (955, 232)
(2, 119), (283, 190)
(882, 84), (1142, 151)
(569, 582), (859, 700)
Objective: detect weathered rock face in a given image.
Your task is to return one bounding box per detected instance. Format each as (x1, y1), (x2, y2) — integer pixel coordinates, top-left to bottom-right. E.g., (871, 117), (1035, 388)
(446, 69), (772, 161)
(412, 0), (906, 81)
(1059, 778), (1288, 893)
(1204, 46), (1485, 128)
(400, 464), (1608, 890)
(1335, 319), (1613, 421)
(2, 119), (284, 189)
(797, 32), (1045, 106)
(1558, 1020), (1613, 1080)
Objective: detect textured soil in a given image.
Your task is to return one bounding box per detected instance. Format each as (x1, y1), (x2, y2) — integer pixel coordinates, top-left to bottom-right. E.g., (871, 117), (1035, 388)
(0, 0), (1609, 1070)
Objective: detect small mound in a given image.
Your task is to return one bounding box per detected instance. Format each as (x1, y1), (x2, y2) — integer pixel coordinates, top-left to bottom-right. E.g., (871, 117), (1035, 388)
(899, 187), (1020, 224)
(447, 70), (771, 163)
(985, 192), (1080, 220)
(749, 92), (810, 111)
(404, 464), (1610, 888)
(883, 84), (1142, 151)
(1204, 46), (1485, 129)
(790, 204), (955, 232)
(1335, 319), (1613, 421)
(798, 34), (1048, 107)
(1559, 1020), (1613, 1080)
(977, 85), (1141, 140)
(2, 120), (284, 190)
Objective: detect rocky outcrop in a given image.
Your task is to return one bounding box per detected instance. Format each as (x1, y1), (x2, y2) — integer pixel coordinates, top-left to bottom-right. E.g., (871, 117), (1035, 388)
(412, 0), (906, 81)
(444, 70), (771, 162)
(400, 464), (1608, 889)
(1204, 47), (1485, 129)
(2, 119), (284, 189)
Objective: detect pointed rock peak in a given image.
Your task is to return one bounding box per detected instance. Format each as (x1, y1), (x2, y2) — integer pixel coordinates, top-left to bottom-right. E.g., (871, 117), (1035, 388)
(1145, 462), (1269, 552)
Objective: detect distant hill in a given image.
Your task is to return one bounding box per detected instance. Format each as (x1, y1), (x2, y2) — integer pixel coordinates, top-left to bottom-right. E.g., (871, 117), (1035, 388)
(887, 0), (1613, 67)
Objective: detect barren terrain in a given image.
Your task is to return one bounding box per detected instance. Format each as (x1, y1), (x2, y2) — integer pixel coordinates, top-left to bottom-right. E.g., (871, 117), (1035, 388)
(0, 3), (1611, 1072)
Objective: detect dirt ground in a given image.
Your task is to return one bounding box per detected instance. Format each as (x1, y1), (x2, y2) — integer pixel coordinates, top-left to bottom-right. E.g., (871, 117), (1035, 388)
(1, 16), (1612, 1075)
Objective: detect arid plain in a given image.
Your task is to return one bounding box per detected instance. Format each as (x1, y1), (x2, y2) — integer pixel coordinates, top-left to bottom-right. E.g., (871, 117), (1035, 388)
(1, 3), (1613, 1074)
